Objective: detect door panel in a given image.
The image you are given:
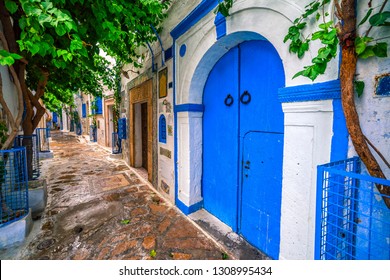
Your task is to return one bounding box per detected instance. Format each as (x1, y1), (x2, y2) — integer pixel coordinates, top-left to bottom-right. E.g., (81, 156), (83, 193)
(239, 40), (285, 134)
(203, 46), (239, 228)
(241, 131), (284, 259)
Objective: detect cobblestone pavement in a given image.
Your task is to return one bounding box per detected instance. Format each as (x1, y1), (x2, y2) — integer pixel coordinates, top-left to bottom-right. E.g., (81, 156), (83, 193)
(11, 131), (231, 260)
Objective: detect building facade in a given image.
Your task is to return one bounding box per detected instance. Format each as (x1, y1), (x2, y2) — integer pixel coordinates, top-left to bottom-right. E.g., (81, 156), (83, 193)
(119, 0), (389, 260)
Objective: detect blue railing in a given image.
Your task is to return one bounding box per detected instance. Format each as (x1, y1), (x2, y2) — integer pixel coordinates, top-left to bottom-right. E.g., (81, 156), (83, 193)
(112, 132), (122, 154)
(14, 135), (40, 180)
(89, 125), (97, 142)
(36, 128), (50, 153)
(316, 157), (390, 260)
(0, 147), (29, 227)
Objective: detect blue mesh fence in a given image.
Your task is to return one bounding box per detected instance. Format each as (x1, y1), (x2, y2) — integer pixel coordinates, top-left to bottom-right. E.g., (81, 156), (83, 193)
(14, 135), (40, 180)
(112, 132), (121, 154)
(0, 147), (29, 227)
(36, 128), (50, 153)
(316, 157), (390, 260)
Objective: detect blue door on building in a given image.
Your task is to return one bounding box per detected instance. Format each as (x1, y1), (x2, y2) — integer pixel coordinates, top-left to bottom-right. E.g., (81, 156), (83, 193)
(203, 40), (285, 259)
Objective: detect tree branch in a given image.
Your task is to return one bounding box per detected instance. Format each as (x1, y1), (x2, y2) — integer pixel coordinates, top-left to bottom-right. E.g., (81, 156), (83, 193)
(364, 135), (390, 169)
(0, 32), (24, 149)
(334, 0), (343, 19)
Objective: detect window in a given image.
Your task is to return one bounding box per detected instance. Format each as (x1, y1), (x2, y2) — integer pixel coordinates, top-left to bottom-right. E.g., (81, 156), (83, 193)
(159, 115), (167, 143)
(82, 104), (86, 118)
(95, 97), (103, 114)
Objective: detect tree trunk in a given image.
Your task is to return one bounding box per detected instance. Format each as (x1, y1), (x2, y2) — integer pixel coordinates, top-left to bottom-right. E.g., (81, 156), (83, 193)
(339, 0), (390, 208)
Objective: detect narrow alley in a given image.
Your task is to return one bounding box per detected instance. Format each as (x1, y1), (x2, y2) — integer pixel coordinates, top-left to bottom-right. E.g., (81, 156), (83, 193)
(2, 131), (237, 260)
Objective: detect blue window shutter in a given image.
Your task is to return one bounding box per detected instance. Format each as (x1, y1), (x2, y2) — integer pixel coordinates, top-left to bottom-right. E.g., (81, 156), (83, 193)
(82, 104), (86, 118)
(96, 97), (103, 114)
(159, 115), (167, 143)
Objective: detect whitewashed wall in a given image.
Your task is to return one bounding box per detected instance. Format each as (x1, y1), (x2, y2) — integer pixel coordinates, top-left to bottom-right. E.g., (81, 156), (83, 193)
(0, 23), (19, 125)
(121, 0), (201, 202)
(121, 0), (389, 260)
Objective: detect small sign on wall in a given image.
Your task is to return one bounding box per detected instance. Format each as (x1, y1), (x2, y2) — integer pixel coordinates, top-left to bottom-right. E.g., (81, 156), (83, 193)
(160, 180), (170, 195)
(167, 125), (173, 136)
(159, 67), (168, 99)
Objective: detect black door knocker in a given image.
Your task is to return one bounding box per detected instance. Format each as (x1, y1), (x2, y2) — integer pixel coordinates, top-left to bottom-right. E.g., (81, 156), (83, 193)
(224, 94), (234, 107)
(240, 90), (251, 104)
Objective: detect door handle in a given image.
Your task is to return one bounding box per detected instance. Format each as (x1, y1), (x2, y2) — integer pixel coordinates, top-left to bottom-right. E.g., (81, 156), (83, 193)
(240, 90), (251, 104)
(224, 94), (234, 107)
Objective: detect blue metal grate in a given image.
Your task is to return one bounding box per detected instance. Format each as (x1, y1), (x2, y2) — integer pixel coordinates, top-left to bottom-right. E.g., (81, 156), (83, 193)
(14, 135), (40, 180)
(89, 125), (97, 142)
(0, 147), (29, 227)
(112, 132), (122, 154)
(316, 157), (390, 260)
(36, 128), (50, 153)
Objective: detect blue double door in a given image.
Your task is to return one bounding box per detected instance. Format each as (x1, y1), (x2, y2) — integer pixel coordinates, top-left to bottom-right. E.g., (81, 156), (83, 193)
(203, 40), (284, 259)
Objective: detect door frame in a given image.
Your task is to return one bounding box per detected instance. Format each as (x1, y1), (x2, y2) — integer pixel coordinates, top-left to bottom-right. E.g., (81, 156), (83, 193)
(104, 98), (115, 148)
(129, 79), (153, 182)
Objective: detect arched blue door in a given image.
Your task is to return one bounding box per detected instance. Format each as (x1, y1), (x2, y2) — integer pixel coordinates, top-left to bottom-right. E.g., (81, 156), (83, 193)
(203, 40), (285, 259)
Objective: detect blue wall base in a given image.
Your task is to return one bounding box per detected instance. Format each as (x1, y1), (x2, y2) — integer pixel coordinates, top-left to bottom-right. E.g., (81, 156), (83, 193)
(0, 209), (32, 249)
(176, 199), (204, 215)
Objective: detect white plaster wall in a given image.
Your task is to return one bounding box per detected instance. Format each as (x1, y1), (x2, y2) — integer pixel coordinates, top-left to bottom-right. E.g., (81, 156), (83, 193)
(0, 66), (18, 122)
(61, 108), (69, 132)
(279, 100), (334, 260)
(0, 23), (19, 124)
(351, 0), (390, 178)
(120, 0), (201, 203)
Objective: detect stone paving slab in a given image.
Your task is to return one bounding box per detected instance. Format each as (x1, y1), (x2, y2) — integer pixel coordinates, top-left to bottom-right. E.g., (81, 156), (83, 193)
(9, 131), (231, 260)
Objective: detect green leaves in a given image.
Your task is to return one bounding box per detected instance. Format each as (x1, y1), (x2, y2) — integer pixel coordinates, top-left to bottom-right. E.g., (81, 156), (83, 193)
(355, 36), (388, 59)
(149, 249), (157, 258)
(369, 11), (390, 26)
(5, 0), (18, 14)
(0, 50), (23, 66)
(359, 8), (373, 26)
(120, 219), (130, 225)
(214, 0), (233, 17)
(354, 80), (365, 98)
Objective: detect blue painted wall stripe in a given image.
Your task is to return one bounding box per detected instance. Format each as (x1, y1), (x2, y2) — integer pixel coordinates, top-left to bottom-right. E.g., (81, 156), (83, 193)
(278, 79), (341, 103)
(175, 103), (204, 112)
(214, 12), (226, 40)
(176, 199), (204, 216)
(330, 99), (349, 162)
(171, 0), (220, 40)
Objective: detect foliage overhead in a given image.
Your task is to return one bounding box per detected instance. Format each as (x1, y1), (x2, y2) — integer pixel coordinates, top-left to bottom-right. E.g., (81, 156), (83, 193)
(283, 0), (388, 82)
(1, 0), (170, 109)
